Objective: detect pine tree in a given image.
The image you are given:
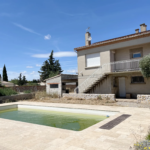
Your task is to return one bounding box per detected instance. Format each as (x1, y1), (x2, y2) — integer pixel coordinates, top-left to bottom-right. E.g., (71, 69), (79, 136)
(38, 50), (63, 81)
(3, 65), (8, 81)
(39, 60), (50, 80)
(54, 60), (62, 73)
(48, 50), (55, 72)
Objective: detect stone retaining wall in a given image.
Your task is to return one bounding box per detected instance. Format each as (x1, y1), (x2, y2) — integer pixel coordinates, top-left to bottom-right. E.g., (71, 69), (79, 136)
(137, 95), (150, 102)
(0, 93), (35, 103)
(63, 93), (116, 101)
(11, 86), (46, 92)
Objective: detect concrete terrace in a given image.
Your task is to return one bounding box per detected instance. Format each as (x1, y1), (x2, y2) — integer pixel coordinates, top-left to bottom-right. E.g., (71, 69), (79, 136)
(0, 101), (150, 150)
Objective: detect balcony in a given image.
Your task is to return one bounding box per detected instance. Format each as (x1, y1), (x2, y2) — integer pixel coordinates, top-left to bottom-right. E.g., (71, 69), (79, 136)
(103, 58), (141, 73)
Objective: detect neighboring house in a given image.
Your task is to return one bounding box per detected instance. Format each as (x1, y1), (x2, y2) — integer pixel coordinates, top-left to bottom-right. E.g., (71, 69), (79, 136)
(45, 74), (78, 96)
(1, 81), (15, 87)
(39, 82), (46, 86)
(74, 23), (150, 98)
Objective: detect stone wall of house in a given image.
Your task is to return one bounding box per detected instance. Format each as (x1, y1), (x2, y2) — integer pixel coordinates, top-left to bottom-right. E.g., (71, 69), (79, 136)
(0, 93), (35, 103)
(137, 95), (150, 102)
(11, 86), (46, 92)
(63, 93), (116, 101)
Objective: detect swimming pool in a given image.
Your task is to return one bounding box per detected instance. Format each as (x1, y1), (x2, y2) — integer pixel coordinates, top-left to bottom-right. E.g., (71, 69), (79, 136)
(0, 104), (118, 131)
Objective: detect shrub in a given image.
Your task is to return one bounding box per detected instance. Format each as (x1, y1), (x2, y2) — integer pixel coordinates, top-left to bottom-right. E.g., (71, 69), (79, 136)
(131, 126), (150, 150)
(35, 91), (59, 100)
(146, 127), (150, 140)
(0, 88), (17, 96)
(139, 54), (150, 78)
(24, 90), (31, 94)
(50, 93), (58, 98)
(97, 95), (102, 100)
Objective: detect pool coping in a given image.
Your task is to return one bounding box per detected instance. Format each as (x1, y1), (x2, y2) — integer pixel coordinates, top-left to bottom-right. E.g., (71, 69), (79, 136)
(0, 103), (121, 132)
(0, 101), (150, 150)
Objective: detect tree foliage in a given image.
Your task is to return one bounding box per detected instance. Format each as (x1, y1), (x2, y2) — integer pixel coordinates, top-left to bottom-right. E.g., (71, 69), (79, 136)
(38, 50), (63, 81)
(10, 78), (19, 85)
(17, 73), (27, 86)
(27, 79), (40, 86)
(3, 65), (8, 81)
(139, 54), (150, 78)
(0, 74), (1, 86)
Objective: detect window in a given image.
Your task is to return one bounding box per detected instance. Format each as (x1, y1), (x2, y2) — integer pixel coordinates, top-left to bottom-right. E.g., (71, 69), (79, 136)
(86, 53), (100, 67)
(130, 47), (143, 59)
(50, 84), (58, 88)
(132, 52), (141, 58)
(131, 76), (144, 83)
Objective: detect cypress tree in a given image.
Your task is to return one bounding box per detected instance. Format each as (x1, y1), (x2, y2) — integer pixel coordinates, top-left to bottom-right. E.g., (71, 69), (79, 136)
(3, 65), (8, 81)
(22, 76), (27, 85)
(18, 73), (23, 86)
(0, 74), (1, 86)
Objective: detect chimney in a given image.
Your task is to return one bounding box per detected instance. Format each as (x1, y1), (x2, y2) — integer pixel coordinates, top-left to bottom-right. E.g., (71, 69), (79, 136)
(135, 29), (139, 33)
(85, 32), (91, 46)
(140, 23), (147, 32)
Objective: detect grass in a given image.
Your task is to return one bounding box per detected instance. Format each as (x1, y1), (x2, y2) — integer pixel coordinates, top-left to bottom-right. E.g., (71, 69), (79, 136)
(145, 127), (150, 140)
(0, 88), (17, 96)
(31, 91), (116, 106)
(35, 91), (59, 100)
(24, 90), (31, 94)
(97, 95), (102, 100)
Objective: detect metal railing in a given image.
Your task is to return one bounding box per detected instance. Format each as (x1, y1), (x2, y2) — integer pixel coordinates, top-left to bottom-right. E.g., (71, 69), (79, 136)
(74, 58), (141, 93)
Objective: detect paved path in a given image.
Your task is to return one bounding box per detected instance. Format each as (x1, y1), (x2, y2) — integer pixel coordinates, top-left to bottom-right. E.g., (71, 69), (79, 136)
(0, 101), (150, 150)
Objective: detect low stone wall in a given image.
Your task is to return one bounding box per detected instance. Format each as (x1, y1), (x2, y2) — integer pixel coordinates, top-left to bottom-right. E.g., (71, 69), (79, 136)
(63, 93), (116, 101)
(0, 93), (35, 103)
(137, 95), (150, 102)
(12, 86), (46, 92)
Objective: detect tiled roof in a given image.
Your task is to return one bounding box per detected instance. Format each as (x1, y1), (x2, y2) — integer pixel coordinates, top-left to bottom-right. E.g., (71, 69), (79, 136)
(74, 30), (150, 51)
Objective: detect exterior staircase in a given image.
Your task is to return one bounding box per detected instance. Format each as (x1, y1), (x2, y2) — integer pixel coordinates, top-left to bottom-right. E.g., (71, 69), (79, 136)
(74, 58), (141, 94)
(85, 74), (108, 93)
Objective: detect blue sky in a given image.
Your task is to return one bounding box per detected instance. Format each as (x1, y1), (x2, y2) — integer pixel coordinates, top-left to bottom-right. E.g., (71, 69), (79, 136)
(0, 0), (150, 80)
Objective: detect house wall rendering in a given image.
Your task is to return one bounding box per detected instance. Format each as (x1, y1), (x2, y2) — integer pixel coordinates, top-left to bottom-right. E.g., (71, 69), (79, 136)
(76, 24), (150, 97)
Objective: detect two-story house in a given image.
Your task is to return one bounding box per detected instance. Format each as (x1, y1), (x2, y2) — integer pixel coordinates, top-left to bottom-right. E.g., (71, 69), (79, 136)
(74, 23), (150, 98)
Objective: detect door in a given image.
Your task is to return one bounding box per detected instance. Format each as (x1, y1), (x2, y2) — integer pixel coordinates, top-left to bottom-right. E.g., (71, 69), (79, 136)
(119, 77), (126, 98)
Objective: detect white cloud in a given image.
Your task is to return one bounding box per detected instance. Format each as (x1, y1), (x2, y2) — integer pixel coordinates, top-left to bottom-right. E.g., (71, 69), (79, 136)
(63, 69), (78, 74)
(30, 71), (35, 75)
(32, 51), (77, 58)
(36, 64), (41, 67)
(44, 34), (51, 40)
(8, 71), (39, 80)
(21, 71), (27, 74)
(26, 66), (33, 68)
(13, 23), (41, 36)
(65, 69), (77, 73)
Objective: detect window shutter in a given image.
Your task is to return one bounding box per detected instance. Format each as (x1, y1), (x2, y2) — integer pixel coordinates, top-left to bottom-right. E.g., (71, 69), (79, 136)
(86, 53), (100, 67)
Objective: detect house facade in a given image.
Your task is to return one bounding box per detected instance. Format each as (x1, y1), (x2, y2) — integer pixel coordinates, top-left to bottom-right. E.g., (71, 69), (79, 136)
(74, 23), (150, 98)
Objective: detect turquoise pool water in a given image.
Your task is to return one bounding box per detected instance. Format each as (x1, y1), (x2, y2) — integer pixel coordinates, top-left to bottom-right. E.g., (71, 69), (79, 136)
(0, 108), (107, 131)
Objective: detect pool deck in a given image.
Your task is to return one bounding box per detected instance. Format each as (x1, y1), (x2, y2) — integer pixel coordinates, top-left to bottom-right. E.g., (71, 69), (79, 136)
(0, 101), (150, 150)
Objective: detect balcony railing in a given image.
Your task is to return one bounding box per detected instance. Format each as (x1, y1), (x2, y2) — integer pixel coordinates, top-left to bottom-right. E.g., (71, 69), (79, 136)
(74, 58), (141, 93)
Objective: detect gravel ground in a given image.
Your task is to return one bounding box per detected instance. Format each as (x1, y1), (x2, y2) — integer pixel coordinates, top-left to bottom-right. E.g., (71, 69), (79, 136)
(117, 101), (150, 108)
